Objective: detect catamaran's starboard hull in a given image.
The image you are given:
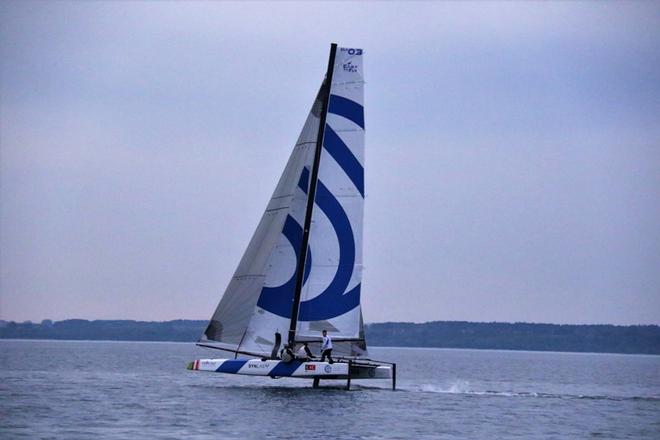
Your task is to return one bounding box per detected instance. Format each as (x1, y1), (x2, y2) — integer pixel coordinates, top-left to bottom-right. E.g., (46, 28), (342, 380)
(187, 358), (392, 380)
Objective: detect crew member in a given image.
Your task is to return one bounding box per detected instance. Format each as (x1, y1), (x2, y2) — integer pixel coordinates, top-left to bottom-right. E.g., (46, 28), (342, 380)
(320, 330), (334, 364)
(280, 344), (295, 362)
(296, 342), (314, 361)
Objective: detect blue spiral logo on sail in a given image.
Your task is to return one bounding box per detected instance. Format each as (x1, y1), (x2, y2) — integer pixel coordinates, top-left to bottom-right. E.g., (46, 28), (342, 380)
(257, 95), (364, 321)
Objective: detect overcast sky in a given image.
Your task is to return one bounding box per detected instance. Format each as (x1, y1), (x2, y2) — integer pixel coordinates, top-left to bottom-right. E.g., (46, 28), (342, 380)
(1, 2), (659, 325)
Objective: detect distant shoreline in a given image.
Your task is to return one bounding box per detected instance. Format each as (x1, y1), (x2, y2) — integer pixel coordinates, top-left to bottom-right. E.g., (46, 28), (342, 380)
(1, 319), (658, 355)
(3, 338), (660, 358)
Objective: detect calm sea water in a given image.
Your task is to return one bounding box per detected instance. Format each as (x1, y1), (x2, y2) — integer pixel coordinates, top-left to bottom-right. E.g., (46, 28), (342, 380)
(1, 340), (659, 439)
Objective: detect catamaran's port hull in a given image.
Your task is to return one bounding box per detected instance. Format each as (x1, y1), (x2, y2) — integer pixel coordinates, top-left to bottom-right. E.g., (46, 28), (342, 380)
(187, 358), (392, 380)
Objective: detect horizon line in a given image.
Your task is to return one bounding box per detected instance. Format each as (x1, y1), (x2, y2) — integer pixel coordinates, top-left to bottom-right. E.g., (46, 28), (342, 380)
(3, 318), (658, 328)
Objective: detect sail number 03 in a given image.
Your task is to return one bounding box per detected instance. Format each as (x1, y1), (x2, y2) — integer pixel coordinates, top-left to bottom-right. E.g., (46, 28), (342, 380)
(342, 48), (363, 55)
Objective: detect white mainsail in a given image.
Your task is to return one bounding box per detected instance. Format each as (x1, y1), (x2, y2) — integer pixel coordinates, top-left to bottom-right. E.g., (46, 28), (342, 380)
(201, 46), (366, 358)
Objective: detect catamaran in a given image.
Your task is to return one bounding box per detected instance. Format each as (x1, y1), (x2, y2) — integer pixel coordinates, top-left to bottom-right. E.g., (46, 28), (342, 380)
(188, 43), (395, 389)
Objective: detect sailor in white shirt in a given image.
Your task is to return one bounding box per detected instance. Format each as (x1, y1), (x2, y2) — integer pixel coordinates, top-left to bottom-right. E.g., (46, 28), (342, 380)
(296, 342), (314, 361)
(320, 330), (334, 364)
(280, 344), (295, 362)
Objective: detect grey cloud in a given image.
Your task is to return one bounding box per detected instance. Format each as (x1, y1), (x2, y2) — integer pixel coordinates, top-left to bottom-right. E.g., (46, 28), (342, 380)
(1, 1), (659, 324)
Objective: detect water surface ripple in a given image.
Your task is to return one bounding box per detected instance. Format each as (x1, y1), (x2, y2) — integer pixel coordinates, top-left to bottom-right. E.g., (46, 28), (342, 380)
(1, 340), (659, 439)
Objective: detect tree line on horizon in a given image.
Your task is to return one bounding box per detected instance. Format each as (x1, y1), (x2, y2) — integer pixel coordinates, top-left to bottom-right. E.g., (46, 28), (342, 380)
(1, 319), (658, 355)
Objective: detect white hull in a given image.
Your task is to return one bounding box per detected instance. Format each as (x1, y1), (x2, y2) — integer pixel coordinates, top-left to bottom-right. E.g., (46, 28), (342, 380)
(188, 358), (392, 380)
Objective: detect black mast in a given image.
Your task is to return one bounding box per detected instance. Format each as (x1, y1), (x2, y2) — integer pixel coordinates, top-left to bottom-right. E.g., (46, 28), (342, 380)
(287, 43), (338, 347)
